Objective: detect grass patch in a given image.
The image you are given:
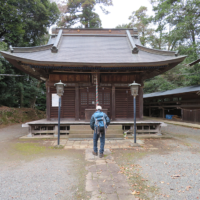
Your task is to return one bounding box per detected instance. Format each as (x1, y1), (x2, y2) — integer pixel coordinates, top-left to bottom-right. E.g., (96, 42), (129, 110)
(14, 143), (46, 155)
(53, 145), (64, 149)
(184, 143), (192, 147)
(113, 149), (158, 199)
(123, 166), (159, 200)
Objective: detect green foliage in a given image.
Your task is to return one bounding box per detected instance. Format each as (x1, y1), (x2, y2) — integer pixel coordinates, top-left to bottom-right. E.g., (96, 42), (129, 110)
(0, 42), (8, 81)
(0, 60), (46, 110)
(115, 24), (132, 29)
(143, 0), (200, 93)
(0, 0), (60, 46)
(57, 0), (113, 28)
(0, 0), (54, 109)
(128, 6), (155, 46)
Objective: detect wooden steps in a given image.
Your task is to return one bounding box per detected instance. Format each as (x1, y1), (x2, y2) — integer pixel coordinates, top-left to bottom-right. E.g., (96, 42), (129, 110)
(68, 125), (124, 139)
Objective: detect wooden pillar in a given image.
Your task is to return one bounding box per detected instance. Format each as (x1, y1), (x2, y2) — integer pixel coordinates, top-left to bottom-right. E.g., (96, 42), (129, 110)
(112, 84), (115, 121)
(75, 84), (79, 120)
(139, 86), (143, 119)
(182, 109), (183, 121)
(162, 108), (165, 119)
(46, 82), (51, 120)
(149, 107), (151, 117)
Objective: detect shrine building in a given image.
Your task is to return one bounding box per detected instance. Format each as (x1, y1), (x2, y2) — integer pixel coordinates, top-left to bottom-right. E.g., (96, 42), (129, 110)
(0, 28), (187, 137)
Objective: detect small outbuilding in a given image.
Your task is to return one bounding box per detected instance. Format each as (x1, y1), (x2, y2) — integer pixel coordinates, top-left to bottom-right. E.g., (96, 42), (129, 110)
(144, 85), (200, 123)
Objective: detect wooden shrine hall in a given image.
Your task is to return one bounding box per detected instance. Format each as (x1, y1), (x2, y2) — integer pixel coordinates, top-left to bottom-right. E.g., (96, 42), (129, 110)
(0, 28), (186, 137)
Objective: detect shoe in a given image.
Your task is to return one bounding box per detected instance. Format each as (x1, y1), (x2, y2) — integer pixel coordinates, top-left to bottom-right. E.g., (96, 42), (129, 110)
(99, 153), (103, 158)
(92, 151), (98, 156)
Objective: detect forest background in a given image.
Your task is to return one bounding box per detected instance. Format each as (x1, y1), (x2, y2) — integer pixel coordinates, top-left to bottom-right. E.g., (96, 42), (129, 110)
(0, 0), (199, 111)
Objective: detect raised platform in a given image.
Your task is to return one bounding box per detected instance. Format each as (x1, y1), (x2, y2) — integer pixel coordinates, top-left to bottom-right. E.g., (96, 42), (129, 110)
(22, 119), (167, 138)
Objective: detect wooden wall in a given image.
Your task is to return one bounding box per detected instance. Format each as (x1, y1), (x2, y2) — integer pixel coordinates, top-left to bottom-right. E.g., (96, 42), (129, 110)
(49, 87), (75, 118)
(47, 73), (143, 120)
(49, 74), (90, 83)
(182, 109), (200, 123)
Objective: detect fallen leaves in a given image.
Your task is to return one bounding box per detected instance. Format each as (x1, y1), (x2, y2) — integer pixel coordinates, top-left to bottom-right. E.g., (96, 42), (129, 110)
(171, 174), (181, 178)
(161, 181), (164, 184)
(132, 190), (140, 195)
(186, 185), (192, 191)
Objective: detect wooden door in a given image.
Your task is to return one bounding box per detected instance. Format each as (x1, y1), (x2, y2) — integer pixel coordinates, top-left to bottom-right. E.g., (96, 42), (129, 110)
(115, 87), (139, 119)
(79, 87), (96, 119)
(98, 87), (112, 118)
(62, 88), (75, 118)
(79, 87), (112, 119)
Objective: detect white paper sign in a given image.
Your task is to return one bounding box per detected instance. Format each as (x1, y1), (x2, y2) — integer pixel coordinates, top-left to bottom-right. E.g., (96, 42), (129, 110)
(52, 94), (60, 107)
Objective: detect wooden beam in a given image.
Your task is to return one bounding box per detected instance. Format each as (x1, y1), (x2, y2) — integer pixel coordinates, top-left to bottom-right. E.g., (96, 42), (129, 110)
(52, 70), (144, 73)
(162, 108), (165, 119)
(75, 84), (79, 120)
(112, 84), (115, 120)
(46, 84), (50, 120)
(139, 86), (143, 119)
(7, 58), (40, 79)
(148, 107), (151, 117)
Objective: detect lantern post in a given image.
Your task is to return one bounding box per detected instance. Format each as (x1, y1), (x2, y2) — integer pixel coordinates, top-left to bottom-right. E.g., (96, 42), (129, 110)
(129, 81), (141, 143)
(54, 80), (66, 146)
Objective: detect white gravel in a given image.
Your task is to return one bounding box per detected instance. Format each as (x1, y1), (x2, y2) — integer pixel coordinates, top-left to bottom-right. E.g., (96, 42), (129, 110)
(137, 142), (200, 199)
(0, 156), (78, 200)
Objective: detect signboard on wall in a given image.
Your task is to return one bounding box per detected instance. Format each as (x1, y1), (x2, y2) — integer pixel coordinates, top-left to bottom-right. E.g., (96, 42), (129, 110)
(52, 94), (60, 107)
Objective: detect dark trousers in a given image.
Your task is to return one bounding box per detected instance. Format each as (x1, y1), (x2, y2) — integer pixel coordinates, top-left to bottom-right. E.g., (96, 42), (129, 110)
(93, 132), (105, 154)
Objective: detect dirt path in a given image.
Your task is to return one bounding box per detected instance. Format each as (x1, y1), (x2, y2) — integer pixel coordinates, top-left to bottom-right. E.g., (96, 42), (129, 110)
(0, 124), (28, 142)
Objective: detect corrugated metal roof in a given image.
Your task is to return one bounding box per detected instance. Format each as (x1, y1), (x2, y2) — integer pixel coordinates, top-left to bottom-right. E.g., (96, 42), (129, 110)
(144, 85), (200, 98)
(0, 35), (185, 65)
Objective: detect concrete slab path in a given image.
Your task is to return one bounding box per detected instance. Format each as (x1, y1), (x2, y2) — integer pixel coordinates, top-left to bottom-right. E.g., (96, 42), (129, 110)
(85, 149), (136, 200)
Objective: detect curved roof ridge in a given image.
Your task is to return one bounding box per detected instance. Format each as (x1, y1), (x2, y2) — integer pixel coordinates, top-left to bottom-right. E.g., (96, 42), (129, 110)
(136, 44), (178, 56)
(10, 44), (53, 53)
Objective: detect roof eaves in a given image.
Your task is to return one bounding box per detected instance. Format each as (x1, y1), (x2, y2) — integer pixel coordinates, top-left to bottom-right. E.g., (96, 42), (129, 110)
(144, 85), (200, 98)
(8, 44), (53, 53)
(136, 45), (177, 56)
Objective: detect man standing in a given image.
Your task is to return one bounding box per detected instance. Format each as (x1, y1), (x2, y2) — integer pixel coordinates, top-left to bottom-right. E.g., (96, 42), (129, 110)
(90, 106), (110, 158)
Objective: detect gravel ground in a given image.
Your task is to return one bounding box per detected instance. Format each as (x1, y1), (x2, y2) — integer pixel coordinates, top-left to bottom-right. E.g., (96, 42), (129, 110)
(0, 124), (88, 200)
(137, 143), (200, 200)
(162, 124), (200, 136)
(0, 156), (78, 200)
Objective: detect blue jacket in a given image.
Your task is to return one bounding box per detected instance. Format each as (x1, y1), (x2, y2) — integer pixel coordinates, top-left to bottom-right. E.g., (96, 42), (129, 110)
(90, 110), (110, 130)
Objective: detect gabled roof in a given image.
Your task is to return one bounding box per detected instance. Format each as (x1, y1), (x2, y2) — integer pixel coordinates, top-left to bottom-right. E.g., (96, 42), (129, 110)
(0, 28), (186, 66)
(144, 85), (200, 98)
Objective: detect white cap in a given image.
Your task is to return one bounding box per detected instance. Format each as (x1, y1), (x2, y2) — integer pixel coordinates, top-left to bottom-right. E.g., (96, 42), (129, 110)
(96, 105), (102, 110)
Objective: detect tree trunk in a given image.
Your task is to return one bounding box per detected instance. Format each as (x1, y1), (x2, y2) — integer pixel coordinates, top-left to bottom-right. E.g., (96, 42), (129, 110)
(30, 81), (42, 109)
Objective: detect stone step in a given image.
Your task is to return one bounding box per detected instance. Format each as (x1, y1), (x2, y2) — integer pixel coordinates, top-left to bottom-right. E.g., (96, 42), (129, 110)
(69, 131), (123, 135)
(69, 134), (124, 139)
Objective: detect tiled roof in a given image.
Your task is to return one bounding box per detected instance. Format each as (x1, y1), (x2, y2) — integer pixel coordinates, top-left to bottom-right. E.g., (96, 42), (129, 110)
(144, 85), (200, 98)
(0, 29), (186, 66)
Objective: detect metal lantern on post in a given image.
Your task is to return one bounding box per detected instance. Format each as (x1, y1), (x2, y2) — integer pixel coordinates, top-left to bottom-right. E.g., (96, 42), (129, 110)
(54, 80), (66, 146)
(129, 81), (141, 144)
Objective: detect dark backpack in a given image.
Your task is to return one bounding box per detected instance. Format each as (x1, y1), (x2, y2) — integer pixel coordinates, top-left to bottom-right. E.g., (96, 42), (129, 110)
(94, 113), (106, 135)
